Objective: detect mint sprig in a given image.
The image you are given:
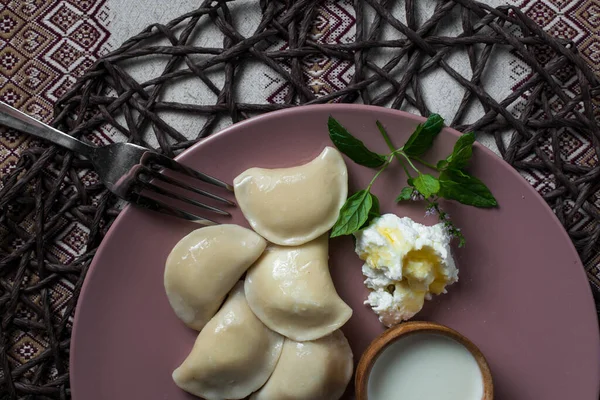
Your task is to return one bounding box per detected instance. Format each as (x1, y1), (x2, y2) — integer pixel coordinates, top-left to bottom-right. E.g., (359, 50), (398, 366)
(327, 117), (386, 168)
(439, 168), (497, 207)
(443, 131), (475, 169)
(413, 174), (440, 199)
(395, 187), (414, 202)
(402, 114), (444, 157)
(328, 114), (498, 247)
(330, 190), (375, 238)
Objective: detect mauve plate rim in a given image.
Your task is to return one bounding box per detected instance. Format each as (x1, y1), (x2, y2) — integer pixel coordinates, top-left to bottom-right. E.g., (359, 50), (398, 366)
(69, 104), (600, 398)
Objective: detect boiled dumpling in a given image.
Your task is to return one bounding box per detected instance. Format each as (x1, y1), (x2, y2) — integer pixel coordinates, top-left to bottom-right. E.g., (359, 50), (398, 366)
(233, 146), (348, 246)
(173, 282), (284, 400)
(251, 330), (354, 400)
(244, 235), (352, 341)
(164, 224), (266, 331)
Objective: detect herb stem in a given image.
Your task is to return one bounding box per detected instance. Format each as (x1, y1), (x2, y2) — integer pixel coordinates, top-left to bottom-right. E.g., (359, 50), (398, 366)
(398, 158), (412, 178)
(376, 121), (413, 178)
(377, 121), (399, 154)
(367, 155), (394, 189)
(414, 157), (439, 171)
(399, 151), (420, 173)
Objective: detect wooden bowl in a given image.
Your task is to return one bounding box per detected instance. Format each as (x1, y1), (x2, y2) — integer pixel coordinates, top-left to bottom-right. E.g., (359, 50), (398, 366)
(355, 321), (494, 400)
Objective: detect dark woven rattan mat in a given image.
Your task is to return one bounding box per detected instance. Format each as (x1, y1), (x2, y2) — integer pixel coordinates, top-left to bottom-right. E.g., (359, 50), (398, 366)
(1, 0), (599, 398)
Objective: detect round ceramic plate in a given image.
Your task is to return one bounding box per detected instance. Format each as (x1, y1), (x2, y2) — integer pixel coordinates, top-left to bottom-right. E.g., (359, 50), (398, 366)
(71, 105), (600, 400)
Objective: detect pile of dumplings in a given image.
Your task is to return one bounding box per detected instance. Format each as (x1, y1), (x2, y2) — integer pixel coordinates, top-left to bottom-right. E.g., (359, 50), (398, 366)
(164, 147), (354, 400)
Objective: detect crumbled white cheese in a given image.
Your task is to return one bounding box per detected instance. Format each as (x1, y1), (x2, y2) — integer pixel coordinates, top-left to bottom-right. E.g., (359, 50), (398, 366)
(365, 282), (426, 327)
(355, 213), (458, 327)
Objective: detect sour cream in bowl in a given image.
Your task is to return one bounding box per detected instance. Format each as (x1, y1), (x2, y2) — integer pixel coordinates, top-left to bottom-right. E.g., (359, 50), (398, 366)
(355, 321), (493, 400)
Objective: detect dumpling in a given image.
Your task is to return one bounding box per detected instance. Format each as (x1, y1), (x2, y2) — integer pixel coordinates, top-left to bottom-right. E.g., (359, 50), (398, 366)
(164, 224), (266, 331)
(251, 330), (354, 400)
(233, 146), (348, 246)
(173, 282), (284, 400)
(244, 235), (352, 341)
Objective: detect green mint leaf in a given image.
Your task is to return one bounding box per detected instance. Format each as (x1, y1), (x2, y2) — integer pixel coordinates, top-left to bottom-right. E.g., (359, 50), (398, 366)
(331, 190), (375, 237)
(413, 174), (440, 198)
(396, 187), (414, 202)
(446, 132), (475, 169)
(328, 117), (386, 168)
(437, 159), (448, 170)
(439, 168), (497, 207)
(407, 177), (414, 186)
(363, 193), (381, 228)
(402, 114), (444, 157)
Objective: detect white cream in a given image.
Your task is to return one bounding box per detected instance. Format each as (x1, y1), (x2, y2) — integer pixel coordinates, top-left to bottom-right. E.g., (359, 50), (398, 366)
(355, 214), (458, 326)
(368, 333), (484, 400)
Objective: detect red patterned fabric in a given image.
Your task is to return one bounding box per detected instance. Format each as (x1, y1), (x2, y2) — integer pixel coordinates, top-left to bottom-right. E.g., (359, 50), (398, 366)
(0, 0), (110, 384)
(511, 0), (600, 291)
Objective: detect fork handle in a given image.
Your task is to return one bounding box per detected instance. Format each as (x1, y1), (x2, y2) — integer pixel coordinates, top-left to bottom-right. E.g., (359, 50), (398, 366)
(0, 101), (95, 158)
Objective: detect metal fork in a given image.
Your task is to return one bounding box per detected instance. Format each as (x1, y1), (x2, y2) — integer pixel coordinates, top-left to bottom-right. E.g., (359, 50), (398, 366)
(0, 101), (234, 225)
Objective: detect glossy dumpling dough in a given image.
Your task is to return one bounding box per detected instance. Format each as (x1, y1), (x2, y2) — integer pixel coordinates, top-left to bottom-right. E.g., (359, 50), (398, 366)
(173, 282), (284, 400)
(251, 330), (354, 400)
(233, 146), (348, 246)
(244, 235), (352, 341)
(164, 224), (266, 331)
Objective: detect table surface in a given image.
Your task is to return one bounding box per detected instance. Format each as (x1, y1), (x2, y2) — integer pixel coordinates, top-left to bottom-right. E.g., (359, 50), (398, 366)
(0, 0), (598, 397)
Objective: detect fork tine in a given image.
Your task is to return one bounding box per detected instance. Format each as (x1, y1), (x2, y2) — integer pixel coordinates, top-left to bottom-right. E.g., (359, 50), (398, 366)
(141, 166), (236, 206)
(141, 180), (231, 216)
(147, 153), (234, 192)
(132, 192), (218, 225)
